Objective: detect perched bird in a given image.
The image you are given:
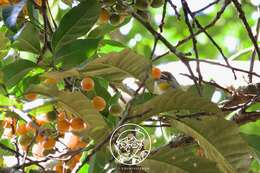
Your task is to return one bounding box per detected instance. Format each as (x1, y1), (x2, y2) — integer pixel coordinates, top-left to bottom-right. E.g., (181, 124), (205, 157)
(155, 71), (181, 94)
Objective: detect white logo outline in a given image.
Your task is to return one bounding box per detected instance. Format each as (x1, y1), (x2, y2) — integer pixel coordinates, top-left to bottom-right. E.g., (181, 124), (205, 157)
(109, 123), (151, 166)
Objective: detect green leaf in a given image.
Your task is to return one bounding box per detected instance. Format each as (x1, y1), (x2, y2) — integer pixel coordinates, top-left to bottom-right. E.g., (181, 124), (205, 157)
(12, 23), (41, 54)
(0, 95), (16, 106)
(87, 17), (131, 38)
(241, 133), (260, 161)
(0, 139), (15, 155)
(142, 145), (221, 173)
(186, 84), (216, 101)
(2, 59), (36, 88)
(27, 84), (109, 141)
(78, 164), (89, 173)
(130, 88), (222, 121)
(0, 30), (9, 51)
(88, 146), (111, 173)
(54, 39), (99, 69)
(170, 117), (251, 173)
(51, 0), (100, 51)
(80, 49), (154, 91)
(41, 68), (80, 82)
(98, 39), (126, 54)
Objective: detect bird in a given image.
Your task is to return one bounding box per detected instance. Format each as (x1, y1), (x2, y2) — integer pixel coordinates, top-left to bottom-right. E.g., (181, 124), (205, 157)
(155, 71), (181, 94)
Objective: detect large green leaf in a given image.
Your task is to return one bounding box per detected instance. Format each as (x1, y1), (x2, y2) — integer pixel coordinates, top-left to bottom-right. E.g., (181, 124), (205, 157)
(27, 84), (109, 141)
(12, 23), (41, 54)
(2, 59), (36, 88)
(80, 49), (154, 91)
(88, 146), (111, 173)
(241, 133), (260, 162)
(130, 88), (222, 121)
(54, 39), (100, 69)
(51, 0), (100, 51)
(170, 117), (251, 173)
(141, 145), (221, 173)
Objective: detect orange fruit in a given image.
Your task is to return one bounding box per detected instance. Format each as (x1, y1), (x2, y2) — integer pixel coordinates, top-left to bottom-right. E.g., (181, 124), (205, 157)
(16, 123), (28, 136)
(57, 119), (70, 133)
(81, 77), (95, 91)
(151, 67), (161, 80)
(34, 0), (42, 7)
(0, 0), (10, 6)
(70, 118), (86, 132)
(3, 117), (13, 128)
(64, 132), (80, 149)
(26, 122), (36, 132)
(92, 96), (106, 111)
(44, 77), (57, 85)
(36, 134), (45, 143)
(98, 8), (110, 24)
(25, 93), (37, 101)
(42, 138), (56, 149)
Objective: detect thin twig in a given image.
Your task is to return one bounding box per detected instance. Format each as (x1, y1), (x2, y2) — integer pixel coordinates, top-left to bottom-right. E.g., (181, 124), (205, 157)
(232, 0), (260, 61)
(182, 0), (203, 86)
(249, 6), (260, 83)
(185, 58), (260, 78)
(132, 10), (201, 95)
(166, 0), (180, 19)
(183, 0), (237, 79)
(176, 0), (231, 47)
(192, 0), (220, 15)
(181, 73), (232, 94)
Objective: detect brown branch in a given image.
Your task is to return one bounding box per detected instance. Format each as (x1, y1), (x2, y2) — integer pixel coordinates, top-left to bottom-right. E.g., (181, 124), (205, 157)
(192, 0), (220, 15)
(152, 51), (170, 62)
(184, 58), (260, 78)
(233, 111), (260, 124)
(249, 6), (260, 83)
(166, 0), (180, 19)
(232, 0), (260, 61)
(176, 0), (231, 48)
(181, 73), (232, 94)
(183, 0), (236, 79)
(131, 11), (201, 95)
(182, 0), (203, 86)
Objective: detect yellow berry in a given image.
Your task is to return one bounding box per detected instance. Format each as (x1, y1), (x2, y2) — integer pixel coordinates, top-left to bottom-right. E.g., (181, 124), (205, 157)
(25, 93), (37, 101)
(42, 138), (56, 149)
(70, 118), (86, 132)
(92, 96), (106, 111)
(57, 119), (70, 133)
(151, 67), (161, 80)
(81, 77), (95, 91)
